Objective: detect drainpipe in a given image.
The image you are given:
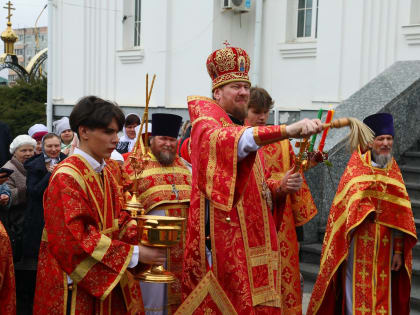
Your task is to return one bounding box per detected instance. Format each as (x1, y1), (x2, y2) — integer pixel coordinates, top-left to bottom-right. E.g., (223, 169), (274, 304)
(252, 0), (263, 86)
(46, 0), (53, 131)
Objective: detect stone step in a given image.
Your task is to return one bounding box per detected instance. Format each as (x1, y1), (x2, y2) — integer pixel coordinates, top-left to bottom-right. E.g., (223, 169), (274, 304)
(415, 218), (420, 237)
(413, 241), (420, 256)
(401, 165), (420, 182)
(412, 199), (420, 218)
(402, 151), (420, 165)
(300, 261), (319, 283)
(300, 243), (322, 264)
(406, 182), (420, 201)
(412, 278), (420, 312)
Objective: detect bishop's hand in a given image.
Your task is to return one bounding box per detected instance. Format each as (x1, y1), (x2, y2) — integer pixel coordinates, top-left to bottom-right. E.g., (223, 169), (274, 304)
(276, 166), (303, 195)
(285, 118), (323, 138)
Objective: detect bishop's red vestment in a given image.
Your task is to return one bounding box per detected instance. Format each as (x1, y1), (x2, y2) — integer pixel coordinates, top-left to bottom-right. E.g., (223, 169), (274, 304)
(33, 154), (144, 315)
(307, 148), (417, 315)
(180, 96), (296, 314)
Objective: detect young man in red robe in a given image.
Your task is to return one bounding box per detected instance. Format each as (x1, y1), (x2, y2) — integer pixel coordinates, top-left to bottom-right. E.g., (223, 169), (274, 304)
(125, 113), (191, 314)
(178, 46), (323, 314)
(33, 96), (166, 315)
(307, 113), (417, 315)
(246, 87), (318, 315)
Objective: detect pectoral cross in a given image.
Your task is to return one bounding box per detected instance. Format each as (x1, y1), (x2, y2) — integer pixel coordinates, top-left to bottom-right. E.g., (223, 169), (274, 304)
(172, 184), (179, 200)
(3, 1), (15, 23)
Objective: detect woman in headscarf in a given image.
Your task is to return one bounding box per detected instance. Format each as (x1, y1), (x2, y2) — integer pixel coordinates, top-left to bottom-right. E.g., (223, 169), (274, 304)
(116, 113), (140, 154)
(53, 117), (74, 155)
(21, 133), (66, 315)
(2, 135), (36, 261)
(28, 124), (48, 156)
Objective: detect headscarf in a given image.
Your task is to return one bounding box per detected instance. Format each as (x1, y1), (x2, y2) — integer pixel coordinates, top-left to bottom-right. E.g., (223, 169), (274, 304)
(53, 117), (71, 136)
(118, 113), (141, 153)
(28, 124), (48, 142)
(41, 134), (63, 165)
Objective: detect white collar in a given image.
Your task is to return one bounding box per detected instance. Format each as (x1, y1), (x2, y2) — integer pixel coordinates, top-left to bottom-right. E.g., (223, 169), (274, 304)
(371, 159), (386, 169)
(73, 148), (106, 173)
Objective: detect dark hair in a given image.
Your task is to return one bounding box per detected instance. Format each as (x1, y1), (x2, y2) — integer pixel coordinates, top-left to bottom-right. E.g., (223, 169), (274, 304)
(42, 133), (60, 142)
(248, 87), (274, 111)
(70, 96), (125, 136)
(125, 114), (141, 126)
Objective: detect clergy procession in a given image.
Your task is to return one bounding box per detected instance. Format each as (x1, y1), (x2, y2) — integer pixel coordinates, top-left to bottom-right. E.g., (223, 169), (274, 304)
(0, 45), (417, 315)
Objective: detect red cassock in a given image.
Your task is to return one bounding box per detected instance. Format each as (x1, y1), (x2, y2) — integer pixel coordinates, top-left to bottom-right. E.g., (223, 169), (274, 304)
(0, 220), (16, 315)
(125, 151), (191, 314)
(307, 148), (417, 315)
(260, 140), (317, 315)
(180, 96), (294, 315)
(33, 154), (144, 315)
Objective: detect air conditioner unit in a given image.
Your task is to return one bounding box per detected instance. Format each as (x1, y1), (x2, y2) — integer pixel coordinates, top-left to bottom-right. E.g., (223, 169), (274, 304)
(222, 0), (251, 13)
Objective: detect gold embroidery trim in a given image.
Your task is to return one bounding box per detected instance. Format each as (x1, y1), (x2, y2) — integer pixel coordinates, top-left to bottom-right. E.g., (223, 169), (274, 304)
(205, 129), (221, 204)
(75, 154), (105, 196)
(51, 166), (87, 193)
(333, 174), (407, 205)
(253, 127), (262, 146)
(41, 228), (48, 242)
(70, 284), (77, 315)
(199, 194), (207, 276)
(129, 166), (191, 181)
(191, 116), (219, 128)
(174, 271), (237, 315)
(187, 95), (215, 103)
(321, 189), (411, 268)
(70, 234), (112, 283)
(139, 184), (191, 201)
(62, 272), (68, 315)
(53, 160), (105, 226)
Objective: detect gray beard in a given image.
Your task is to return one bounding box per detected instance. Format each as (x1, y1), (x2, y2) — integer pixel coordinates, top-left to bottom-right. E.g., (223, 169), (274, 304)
(156, 151), (176, 166)
(371, 149), (392, 168)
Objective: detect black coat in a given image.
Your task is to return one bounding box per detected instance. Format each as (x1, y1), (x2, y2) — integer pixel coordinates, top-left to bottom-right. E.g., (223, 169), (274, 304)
(0, 121), (12, 167)
(22, 152), (67, 264)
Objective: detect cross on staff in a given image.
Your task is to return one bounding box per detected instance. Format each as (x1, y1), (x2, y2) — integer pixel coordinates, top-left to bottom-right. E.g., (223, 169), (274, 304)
(223, 40), (230, 48)
(3, 1), (15, 23)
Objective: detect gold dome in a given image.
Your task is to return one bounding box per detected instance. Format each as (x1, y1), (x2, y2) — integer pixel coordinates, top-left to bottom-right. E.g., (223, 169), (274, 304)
(1, 22), (17, 55)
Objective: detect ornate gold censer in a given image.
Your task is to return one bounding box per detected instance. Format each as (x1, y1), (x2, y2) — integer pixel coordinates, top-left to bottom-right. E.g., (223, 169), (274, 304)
(123, 74), (185, 283)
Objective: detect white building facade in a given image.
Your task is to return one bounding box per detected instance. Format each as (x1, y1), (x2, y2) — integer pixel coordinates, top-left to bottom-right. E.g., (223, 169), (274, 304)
(50, 0), (420, 120)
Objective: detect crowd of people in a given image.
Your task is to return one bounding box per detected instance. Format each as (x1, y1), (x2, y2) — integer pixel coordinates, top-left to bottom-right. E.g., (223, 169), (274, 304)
(0, 45), (416, 315)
